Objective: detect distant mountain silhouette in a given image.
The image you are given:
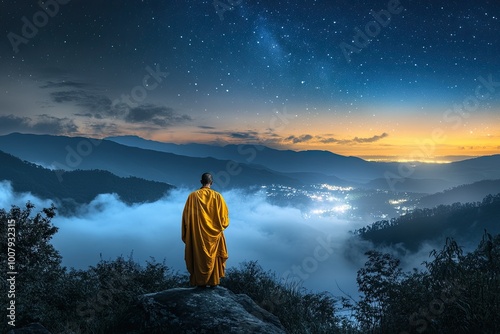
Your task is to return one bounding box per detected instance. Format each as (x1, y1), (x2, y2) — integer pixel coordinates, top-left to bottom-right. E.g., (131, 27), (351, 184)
(0, 133), (303, 190)
(363, 177), (455, 194)
(278, 171), (353, 187)
(1, 133), (499, 193)
(105, 135), (385, 182)
(417, 179), (500, 208)
(0, 150), (174, 214)
(105, 135), (500, 191)
(409, 155), (500, 186)
(106, 135), (203, 156)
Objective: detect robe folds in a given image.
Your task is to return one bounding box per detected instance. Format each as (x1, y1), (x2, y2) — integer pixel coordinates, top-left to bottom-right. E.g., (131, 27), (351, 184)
(182, 187), (229, 286)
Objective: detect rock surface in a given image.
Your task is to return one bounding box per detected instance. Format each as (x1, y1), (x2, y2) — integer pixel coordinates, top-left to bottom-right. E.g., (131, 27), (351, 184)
(6, 323), (52, 334)
(120, 286), (287, 333)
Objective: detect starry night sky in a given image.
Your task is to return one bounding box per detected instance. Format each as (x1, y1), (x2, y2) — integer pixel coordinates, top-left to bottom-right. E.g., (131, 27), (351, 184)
(1, 0), (499, 161)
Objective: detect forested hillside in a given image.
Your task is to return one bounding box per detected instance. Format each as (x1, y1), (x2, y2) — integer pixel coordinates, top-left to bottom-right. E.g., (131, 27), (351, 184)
(356, 193), (500, 251)
(0, 150), (173, 213)
(417, 179), (500, 208)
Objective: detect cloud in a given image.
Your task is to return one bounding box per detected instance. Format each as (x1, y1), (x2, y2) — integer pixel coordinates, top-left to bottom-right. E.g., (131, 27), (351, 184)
(0, 114), (78, 135)
(51, 188), (365, 296)
(317, 132), (389, 145)
(266, 132), (281, 138)
(0, 115), (33, 132)
(84, 122), (121, 137)
(1, 181), (459, 303)
(32, 114), (79, 134)
(280, 133), (389, 145)
(50, 90), (114, 114)
(125, 104), (192, 126)
(40, 81), (90, 89)
(0, 181), (54, 210)
(48, 88), (191, 129)
(316, 137), (340, 144)
(285, 134), (313, 144)
(199, 130), (261, 142)
(351, 132), (389, 143)
(229, 131), (260, 140)
(0, 182), (374, 297)
(74, 113), (97, 118)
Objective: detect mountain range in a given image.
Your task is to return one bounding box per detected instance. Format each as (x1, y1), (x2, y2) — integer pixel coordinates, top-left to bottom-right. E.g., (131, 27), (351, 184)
(1, 133), (499, 194)
(417, 179), (500, 208)
(105, 135), (380, 182)
(0, 150), (173, 214)
(105, 135), (500, 190)
(0, 133), (301, 190)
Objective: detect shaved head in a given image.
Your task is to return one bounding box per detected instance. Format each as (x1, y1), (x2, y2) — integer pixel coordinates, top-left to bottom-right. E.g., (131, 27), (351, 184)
(201, 173), (213, 186)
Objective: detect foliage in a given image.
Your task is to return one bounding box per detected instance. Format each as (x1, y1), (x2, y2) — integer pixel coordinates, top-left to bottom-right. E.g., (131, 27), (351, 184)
(221, 260), (351, 334)
(0, 202), (65, 331)
(355, 251), (402, 333)
(57, 255), (188, 333)
(353, 231), (500, 334)
(0, 203), (188, 334)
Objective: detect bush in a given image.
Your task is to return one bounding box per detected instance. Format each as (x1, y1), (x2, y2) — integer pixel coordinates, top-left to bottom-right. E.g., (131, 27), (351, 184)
(221, 260), (348, 334)
(58, 255), (188, 333)
(1, 202), (188, 334)
(1, 202), (66, 332)
(353, 232), (500, 334)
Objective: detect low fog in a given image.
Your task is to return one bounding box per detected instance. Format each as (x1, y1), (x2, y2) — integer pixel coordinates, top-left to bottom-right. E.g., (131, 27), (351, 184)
(1, 181), (444, 299)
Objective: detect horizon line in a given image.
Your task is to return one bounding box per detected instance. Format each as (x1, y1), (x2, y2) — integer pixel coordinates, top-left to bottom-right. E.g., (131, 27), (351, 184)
(1, 131), (496, 164)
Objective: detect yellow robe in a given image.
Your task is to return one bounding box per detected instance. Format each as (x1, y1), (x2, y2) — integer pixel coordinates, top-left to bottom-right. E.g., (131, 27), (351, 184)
(182, 187), (229, 286)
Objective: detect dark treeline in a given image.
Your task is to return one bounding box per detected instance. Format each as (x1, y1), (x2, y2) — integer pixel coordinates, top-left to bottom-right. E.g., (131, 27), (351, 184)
(1, 202), (499, 333)
(355, 193), (500, 251)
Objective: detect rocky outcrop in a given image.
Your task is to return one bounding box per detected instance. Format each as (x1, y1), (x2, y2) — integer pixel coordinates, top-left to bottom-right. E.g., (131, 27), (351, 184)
(6, 323), (52, 334)
(120, 286), (287, 333)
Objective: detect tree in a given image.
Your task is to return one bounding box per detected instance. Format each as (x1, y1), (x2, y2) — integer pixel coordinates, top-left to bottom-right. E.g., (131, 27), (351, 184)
(355, 250), (402, 333)
(1, 202), (65, 330)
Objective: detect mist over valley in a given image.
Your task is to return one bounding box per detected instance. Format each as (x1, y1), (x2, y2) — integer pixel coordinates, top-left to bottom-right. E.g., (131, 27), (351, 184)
(1, 133), (499, 300)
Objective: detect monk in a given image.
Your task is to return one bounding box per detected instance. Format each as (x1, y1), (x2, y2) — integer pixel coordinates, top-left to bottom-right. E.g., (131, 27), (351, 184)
(182, 173), (229, 287)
